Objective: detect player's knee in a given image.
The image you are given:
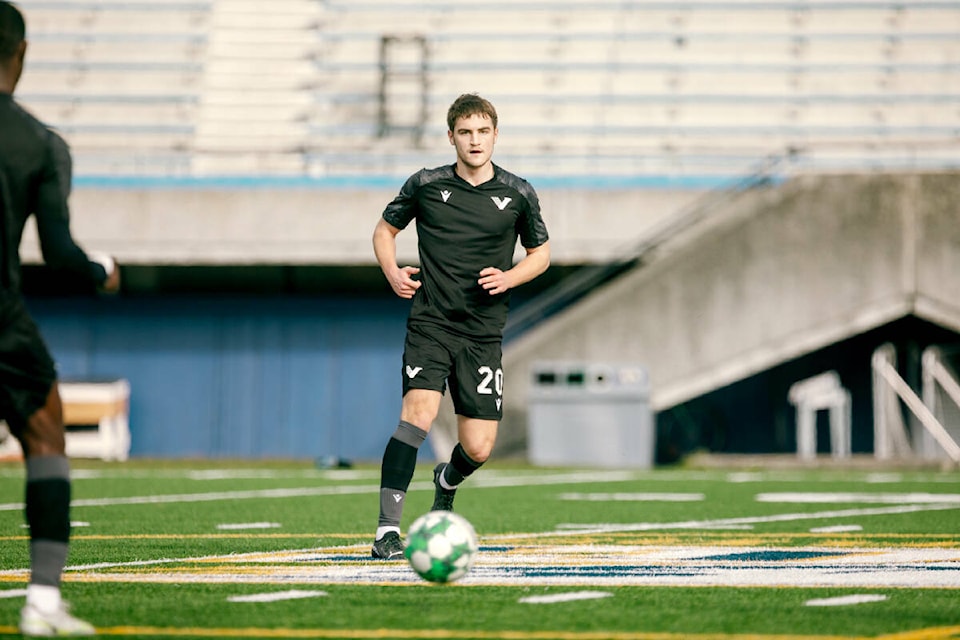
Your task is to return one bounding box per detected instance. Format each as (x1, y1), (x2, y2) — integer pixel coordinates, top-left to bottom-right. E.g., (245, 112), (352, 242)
(461, 441), (493, 464)
(21, 410), (66, 457)
(399, 411), (436, 432)
(21, 432), (66, 457)
(400, 400), (440, 430)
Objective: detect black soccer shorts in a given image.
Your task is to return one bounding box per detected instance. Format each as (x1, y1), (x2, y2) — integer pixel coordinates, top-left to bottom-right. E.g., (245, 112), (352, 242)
(0, 291), (57, 432)
(401, 322), (504, 421)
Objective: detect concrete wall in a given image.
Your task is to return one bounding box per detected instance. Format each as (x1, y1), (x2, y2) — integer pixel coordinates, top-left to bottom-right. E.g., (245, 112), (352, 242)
(915, 174), (960, 332)
(496, 172), (960, 455)
(19, 183), (706, 266)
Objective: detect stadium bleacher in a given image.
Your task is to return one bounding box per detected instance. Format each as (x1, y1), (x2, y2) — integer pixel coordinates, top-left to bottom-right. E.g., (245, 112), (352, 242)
(17, 1), (210, 176)
(14, 0), (960, 181)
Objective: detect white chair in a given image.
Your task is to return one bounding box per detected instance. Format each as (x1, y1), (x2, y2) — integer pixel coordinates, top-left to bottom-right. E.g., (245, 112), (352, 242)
(788, 371), (851, 460)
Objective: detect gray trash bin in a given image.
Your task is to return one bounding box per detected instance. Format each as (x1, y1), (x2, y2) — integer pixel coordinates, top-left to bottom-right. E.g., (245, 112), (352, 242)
(527, 361), (654, 468)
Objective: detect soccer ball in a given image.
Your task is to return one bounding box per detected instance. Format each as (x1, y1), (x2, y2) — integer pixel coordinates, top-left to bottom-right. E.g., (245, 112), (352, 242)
(404, 511), (478, 583)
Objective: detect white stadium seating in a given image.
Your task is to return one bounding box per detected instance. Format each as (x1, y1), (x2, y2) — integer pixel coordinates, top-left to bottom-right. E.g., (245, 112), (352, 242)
(13, 0), (960, 179)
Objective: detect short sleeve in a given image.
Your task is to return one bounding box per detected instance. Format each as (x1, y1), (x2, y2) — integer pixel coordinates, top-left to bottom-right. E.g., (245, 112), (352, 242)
(381, 170), (423, 230)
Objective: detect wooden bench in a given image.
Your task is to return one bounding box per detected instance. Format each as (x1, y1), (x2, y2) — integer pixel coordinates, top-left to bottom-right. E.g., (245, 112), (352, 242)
(0, 379), (131, 461)
(61, 379), (132, 461)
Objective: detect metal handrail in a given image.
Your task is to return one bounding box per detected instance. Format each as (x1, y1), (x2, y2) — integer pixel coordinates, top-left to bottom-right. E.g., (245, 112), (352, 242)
(872, 343), (960, 463)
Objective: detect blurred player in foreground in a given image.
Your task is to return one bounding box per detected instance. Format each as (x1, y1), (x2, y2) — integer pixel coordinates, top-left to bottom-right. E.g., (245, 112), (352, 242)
(370, 93), (550, 559)
(1, 1), (120, 635)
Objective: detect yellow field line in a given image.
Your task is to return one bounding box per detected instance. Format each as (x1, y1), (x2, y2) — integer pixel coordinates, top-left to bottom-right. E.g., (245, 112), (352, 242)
(0, 532), (957, 544)
(876, 628), (960, 640)
(1, 625), (946, 639)
(0, 625), (954, 639)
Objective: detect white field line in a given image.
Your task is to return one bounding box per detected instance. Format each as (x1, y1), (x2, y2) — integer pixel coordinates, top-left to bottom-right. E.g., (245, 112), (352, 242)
(756, 492), (960, 503)
(227, 589), (327, 603)
(0, 547), (329, 576)
(805, 594), (888, 607)
(216, 522), (282, 530)
(809, 524), (863, 533)
(0, 471), (639, 512)
(519, 591), (613, 604)
(545, 502), (960, 535)
(0, 484), (381, 511)
(558, 493), (705, 501)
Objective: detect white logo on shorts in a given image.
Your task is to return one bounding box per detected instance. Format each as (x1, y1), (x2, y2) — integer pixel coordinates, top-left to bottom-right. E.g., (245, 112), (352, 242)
(405, 365), (423, 379)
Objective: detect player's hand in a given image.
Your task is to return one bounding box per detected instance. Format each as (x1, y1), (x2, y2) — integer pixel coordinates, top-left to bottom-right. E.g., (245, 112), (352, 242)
(389, 265), (421, 299)
(101, 259), (121, 293)
(91, 253), (121, 294)
(478, 267), (511, 295)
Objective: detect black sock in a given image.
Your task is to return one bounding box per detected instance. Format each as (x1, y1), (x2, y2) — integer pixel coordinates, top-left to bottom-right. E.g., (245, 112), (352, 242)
(378, 421), (427, 528)
(25, 456), (71, 587)
(444, 443), (483, 487)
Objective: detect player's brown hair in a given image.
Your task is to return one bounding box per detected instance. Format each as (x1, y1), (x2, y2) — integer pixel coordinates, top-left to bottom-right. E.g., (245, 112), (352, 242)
(446, 93), (498, 132)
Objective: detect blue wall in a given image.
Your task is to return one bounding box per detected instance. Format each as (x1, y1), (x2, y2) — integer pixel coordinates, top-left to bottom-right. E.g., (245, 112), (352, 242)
(27, 295), (414, 461)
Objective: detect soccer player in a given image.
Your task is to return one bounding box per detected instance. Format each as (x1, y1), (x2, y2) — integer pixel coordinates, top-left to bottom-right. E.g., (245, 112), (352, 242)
(370, 93), (550, 559)
(1, 1), (120, 635)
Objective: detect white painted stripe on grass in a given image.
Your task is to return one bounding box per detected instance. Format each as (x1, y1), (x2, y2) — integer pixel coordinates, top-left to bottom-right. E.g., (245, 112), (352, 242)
(727, 472), (765, 483)
(519, 591), (613, 604)
(216, 522), (281, 530)
(756, 492), (960, 504)
(805, 594), (888, 607)
(550, 502), (960, 534)
(227, 589), (327, 603)
(0, 485), (381, 511)
(66, 468), (382, 481)
(0, 589), (27, 599)
(810, 524), (863, 533)
(865, 473), (903, 483)
(0, 470), (640, 512)
(558, 492), (704, 502)
(47, 545), (353, 574)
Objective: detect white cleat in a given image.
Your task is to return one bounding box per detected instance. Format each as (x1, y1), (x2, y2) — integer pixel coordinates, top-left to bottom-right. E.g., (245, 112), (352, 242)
(19, 602), (95, 637)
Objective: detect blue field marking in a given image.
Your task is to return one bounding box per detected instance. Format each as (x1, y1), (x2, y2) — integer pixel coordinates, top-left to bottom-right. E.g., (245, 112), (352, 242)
(697, 550), (845, 562)
(71, 173), (737, 190)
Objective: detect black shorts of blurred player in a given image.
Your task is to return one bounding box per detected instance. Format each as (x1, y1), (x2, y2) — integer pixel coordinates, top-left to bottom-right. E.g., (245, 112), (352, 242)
(0, 291), (59, 443)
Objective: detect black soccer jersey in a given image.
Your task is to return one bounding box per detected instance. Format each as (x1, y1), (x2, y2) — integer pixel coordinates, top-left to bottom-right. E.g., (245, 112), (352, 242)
(0, 92), (107, 293)
(382, 163), (548, 340)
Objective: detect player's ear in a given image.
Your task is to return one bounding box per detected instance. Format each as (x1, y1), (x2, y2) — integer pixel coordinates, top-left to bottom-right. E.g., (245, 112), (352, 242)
(11, 40), (26, 89)
(447, 129), (455, 146)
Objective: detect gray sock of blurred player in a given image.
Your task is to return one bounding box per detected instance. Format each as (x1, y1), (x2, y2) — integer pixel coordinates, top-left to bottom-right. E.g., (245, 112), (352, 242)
(24, 455), (71, 612)
(438, 443), (483, 490)
(376, 420), (427, 540)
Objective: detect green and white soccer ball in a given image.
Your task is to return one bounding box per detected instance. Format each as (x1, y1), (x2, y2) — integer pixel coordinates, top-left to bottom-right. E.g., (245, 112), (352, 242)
(404, 511), (479, 583)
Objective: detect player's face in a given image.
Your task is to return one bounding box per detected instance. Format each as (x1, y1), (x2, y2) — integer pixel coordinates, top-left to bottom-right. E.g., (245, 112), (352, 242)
(448, 113), (497, 170)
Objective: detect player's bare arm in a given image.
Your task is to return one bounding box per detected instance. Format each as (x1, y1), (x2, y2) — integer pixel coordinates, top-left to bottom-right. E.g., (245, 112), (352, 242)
(373, 217), (421, 299)
(478, 241), (551, 295)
